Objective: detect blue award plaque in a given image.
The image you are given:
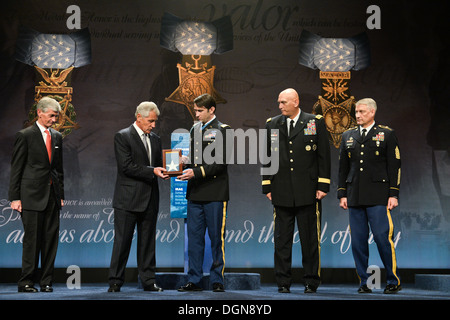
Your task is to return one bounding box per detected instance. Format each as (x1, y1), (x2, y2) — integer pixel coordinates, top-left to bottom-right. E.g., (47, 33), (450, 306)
(170, 132), (190, 218)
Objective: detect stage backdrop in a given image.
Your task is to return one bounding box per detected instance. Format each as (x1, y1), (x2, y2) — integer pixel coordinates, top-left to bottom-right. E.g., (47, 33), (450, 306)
(0, 0), (449, 271)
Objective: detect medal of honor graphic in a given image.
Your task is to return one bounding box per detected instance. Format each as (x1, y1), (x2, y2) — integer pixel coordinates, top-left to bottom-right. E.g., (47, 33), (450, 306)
(31, 66), (78, 137)
(298, 30), (371, 148)
(165, 55), (226, 119)
(160, 12), (233, 119)
(14, 27), (91, 138)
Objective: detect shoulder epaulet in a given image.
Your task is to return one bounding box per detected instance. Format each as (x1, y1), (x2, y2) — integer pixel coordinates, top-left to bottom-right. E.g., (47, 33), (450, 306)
(266, 117), (272, 123)
(344, 126), (358, 132)
(315, 114), (323, 119)
(378, 125), (393, 131)
(220, 123), (230, 128)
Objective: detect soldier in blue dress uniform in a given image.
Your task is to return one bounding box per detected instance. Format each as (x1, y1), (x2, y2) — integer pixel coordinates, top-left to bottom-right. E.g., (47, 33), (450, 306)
(177, 93), (230, 293)
(338, 98), (402, 294)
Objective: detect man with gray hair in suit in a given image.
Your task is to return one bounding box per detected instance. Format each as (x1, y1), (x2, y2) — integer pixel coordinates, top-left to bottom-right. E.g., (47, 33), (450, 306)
(108, 101), (168, 292)
(9, 96), (64, 293)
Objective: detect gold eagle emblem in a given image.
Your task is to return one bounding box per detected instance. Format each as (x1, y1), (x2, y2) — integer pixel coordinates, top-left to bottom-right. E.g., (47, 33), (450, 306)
(35, 66), (74, 88)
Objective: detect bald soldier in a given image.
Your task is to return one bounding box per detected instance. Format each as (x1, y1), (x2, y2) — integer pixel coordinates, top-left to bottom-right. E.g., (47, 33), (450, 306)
(262, 88), (331, 293)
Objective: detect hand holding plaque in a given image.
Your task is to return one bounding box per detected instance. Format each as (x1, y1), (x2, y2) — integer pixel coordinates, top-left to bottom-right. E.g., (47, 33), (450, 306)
(163, 149), (183, 176)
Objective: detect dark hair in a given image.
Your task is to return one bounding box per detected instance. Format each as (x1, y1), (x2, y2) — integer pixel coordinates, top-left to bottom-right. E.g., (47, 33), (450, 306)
(194, 93), (216, 110)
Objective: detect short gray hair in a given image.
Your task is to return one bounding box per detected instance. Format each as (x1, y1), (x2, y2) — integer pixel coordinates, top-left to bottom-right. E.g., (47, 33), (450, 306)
(135, 101), (160, 118)
(356, 98), (377, 112)
(37, 96), (61, 113)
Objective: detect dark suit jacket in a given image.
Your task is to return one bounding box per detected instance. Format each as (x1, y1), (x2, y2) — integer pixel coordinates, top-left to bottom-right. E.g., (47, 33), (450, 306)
(112, 125), (162, 212)
(337, 124), (401, 206)
(9, 123), (64, 211)
(262, 111), (331, 207)
(186, 118), (230, 202)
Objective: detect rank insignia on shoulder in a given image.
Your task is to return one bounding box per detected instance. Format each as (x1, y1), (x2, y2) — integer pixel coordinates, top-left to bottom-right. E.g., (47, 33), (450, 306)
(266, 117), (272, 123)
(344, 126), (358, 132)
(378, 125), (393, 131)
(221, 124), (230, 128)
(315, 114), (323, 119)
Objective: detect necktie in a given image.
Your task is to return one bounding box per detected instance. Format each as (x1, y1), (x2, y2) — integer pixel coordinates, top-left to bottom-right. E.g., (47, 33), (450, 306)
(289, 119), (295, 138)
(44, 129), (52, 162)
(142, 133), (151, 165)
(361, 128), (367, 140)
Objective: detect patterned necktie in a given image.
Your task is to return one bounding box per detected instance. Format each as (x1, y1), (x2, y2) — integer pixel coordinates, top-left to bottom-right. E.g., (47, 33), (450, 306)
(44, 129), (52, 162)
(142, 133), (151, 165)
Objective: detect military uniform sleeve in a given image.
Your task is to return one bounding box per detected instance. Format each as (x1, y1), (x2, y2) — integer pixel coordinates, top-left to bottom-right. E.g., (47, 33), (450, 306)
(316, 115), (331, 193)
(337, 131), (350, 199)
(386, 129), (401, 198)
(261, 118), (272, 194)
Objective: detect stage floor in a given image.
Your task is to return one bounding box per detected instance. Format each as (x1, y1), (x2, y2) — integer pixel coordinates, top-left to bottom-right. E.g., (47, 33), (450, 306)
(0, 283), (448, 300)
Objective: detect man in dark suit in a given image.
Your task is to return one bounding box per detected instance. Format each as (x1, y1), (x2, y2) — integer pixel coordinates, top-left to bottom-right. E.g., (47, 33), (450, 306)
(9, 96), (64, 293)
(262, 88), (331, 293)
(177, 93), (230, 293)
(108, 101), (168, 292)
(338, 98), (401, 294)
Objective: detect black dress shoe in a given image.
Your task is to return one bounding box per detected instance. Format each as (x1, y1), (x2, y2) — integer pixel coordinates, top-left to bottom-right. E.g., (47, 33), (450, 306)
(144, 283), (163, 292)
(212, 283), (225, 292)
(304, 284), (317, 293)
(40, 285), (53, 292)
(278, 286), (290, 293)
(357, 284), (373, 293)
(383, 284), (402, 294)
(108, 284), (121, 292)
(178, 282), (203, 292)
(18, 285), (38, 293)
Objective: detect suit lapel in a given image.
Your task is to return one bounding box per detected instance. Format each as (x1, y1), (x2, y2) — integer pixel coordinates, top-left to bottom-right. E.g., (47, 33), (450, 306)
(355, 126), (374, 143)
(366, 125), (377, 142)
(202, 117), (219, 132)
(32, 123), (52, 164)
(277, 116), (288, 138)
(289, 112), (309, 139)
(49, 128), (57, 164)
(350, 127), (362, 143)
(149, 132), (158, 166)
